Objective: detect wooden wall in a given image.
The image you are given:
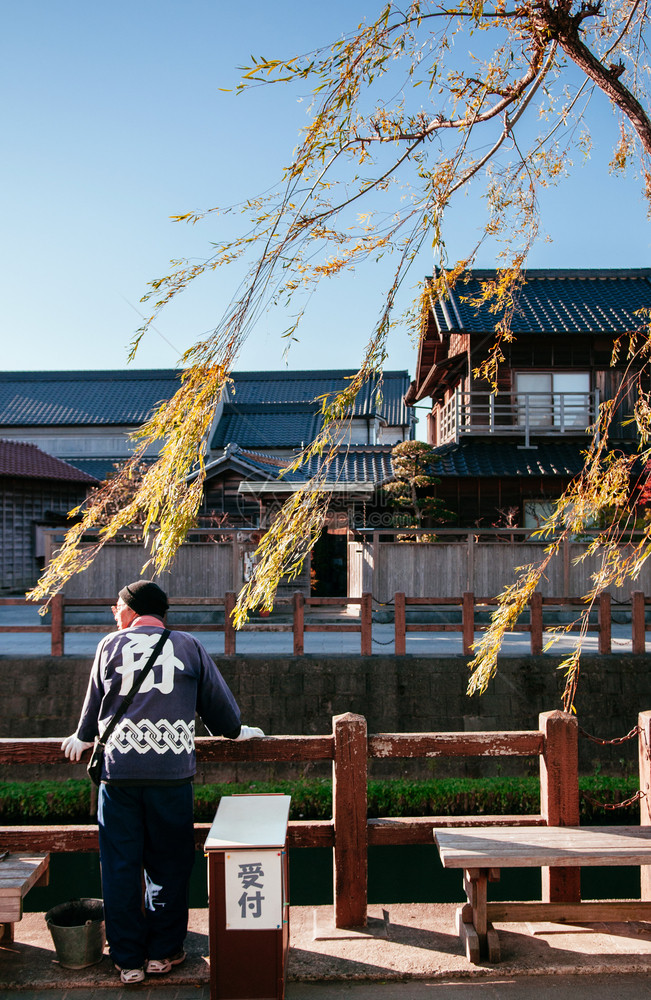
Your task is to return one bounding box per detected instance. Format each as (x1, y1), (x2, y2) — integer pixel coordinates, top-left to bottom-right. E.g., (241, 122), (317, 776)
(62, 542), (235, 598)
(58, 539), (311, 600)
(0, 479), (89, 593)
(350, 537), (651, 602)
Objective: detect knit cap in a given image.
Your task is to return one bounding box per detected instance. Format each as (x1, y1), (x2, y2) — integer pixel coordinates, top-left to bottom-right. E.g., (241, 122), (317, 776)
(118, 580), (169, 618)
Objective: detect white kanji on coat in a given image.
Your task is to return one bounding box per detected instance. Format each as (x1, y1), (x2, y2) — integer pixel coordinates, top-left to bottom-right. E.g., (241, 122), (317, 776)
(115, 632), (185, 695)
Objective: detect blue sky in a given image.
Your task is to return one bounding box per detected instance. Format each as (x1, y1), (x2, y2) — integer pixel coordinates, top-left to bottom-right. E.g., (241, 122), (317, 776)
(2, 1), (650, 382)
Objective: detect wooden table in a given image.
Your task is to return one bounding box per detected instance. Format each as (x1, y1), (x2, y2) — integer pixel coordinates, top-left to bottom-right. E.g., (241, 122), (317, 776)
(0, 852), (50, 944)
(433, 826), (651, 964)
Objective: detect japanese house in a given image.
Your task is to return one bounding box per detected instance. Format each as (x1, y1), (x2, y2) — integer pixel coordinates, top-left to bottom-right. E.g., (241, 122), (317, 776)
(405, 268), (651, 528)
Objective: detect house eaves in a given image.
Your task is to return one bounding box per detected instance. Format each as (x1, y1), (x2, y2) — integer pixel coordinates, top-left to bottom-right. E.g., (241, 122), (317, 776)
(408, 354), (465, 404)
(188, 443), (286, 484)
(238, 481), (375, 498)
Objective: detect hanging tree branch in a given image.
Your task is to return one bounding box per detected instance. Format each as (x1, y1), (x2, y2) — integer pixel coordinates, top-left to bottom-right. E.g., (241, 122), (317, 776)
(28, 2), (651, 670)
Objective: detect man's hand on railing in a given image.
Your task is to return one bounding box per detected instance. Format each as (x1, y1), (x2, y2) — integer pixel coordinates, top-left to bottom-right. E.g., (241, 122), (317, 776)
(235, 725), (265, 741)
(61, 734), (94, 762)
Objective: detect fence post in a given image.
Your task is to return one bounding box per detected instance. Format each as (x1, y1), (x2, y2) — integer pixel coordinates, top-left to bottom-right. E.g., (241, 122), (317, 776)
(632, 591), (646, 654)
(51, 593), (64, 656)
(224, 592), (236, 655)
(293, 591), (304, 656)
(598, 592), (611, 654)
(539, 710), (580, 902)
(530, 592), (543, 655)
(462, 592), (474, 656)
(372, 533), (380, 596)
(466, 533), (475, 592)
(332, 712), (368, 928)
(394, 592), (406, 656)
(639, 710), (651, 900)
(361, 593), (372, 655)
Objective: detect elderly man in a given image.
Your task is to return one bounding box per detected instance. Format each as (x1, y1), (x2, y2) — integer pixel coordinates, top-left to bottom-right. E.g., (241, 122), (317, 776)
(62, 579), (263, 985)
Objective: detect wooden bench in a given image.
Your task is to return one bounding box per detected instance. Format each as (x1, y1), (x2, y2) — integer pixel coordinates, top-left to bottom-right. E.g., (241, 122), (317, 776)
(433, 826), (651, 964)
(0, 852), (50, 944)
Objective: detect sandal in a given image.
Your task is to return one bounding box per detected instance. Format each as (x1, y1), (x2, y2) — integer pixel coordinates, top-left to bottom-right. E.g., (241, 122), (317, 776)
(146, 950), (186, 974)
(114, 965), (145, 985)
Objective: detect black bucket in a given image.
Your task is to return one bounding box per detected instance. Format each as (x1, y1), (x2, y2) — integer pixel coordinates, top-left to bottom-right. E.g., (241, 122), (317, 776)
(45, 898), (105, 969)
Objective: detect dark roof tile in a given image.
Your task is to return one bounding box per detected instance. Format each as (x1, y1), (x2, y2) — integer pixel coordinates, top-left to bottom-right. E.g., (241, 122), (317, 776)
(229, 369), (409, 414)
(0, 370), (413, 445)
(211, 371), (412, 450)
(298, 444), (395, 484)
(432, 268), (651, 335)
(58, 457), (157, 482)
(430, 440), (590, 477)
(0, 370), (182, 426)
(212, 407), (323, 449)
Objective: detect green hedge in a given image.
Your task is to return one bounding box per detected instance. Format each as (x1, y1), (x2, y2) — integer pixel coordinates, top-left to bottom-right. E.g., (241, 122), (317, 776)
(0, 775), (642, 825)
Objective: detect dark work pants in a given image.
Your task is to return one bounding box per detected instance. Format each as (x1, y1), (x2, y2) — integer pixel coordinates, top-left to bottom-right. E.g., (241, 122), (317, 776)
(97, 783), (195, 969)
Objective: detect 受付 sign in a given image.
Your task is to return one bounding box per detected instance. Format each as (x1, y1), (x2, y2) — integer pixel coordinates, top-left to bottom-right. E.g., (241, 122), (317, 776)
(224, 849), (283, 930)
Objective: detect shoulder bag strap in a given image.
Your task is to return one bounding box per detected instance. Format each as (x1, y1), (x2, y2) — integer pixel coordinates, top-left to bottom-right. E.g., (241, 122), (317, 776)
(97, 628), (171, 748)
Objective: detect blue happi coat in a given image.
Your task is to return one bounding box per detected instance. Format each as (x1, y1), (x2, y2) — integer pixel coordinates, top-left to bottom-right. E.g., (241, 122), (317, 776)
(76, 626), (241, 782)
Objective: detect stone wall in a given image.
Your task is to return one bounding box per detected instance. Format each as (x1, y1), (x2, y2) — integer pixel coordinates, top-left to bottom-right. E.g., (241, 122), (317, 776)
(1, 653), (648, 781)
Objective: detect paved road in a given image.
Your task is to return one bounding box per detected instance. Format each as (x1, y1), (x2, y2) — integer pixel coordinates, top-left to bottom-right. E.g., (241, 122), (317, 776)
(9, 975), (651, 999)
(0, 604), (640, 657)
(287, 977), (651, 999)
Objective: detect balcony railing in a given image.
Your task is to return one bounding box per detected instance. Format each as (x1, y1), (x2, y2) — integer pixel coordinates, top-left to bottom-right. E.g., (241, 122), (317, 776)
(439, 389), (600, 447)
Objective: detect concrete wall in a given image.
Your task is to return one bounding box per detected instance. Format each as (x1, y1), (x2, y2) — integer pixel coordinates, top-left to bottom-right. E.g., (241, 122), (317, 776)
(1, 653), (648, 781)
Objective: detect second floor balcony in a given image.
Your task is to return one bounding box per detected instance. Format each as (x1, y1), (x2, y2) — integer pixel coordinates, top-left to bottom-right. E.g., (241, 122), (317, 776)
(439, 388), (601, 447)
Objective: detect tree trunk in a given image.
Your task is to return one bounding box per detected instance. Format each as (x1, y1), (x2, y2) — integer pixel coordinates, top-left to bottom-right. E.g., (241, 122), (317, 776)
(534, 2), (651, 158)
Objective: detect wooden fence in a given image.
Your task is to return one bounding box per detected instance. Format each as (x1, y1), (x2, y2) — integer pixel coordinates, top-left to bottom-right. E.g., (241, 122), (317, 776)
(2, 590), (651, 656)
(349, 529), (651, 602)
(1, 711), (650, 927)
(37, 529), (651, 603)
(41, 530), (310, 600)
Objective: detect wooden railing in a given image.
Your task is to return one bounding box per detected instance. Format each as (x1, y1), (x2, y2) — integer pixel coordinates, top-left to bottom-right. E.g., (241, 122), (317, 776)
(1, 590), (649, 656)
(1, 711), (649, 927)
(439, 388), (600, 447)
(0, 594), (373, 657)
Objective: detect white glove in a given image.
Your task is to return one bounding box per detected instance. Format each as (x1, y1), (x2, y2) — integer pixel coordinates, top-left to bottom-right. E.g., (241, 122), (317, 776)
(61, 734), (94, 762)
(235, 725), (265, 741)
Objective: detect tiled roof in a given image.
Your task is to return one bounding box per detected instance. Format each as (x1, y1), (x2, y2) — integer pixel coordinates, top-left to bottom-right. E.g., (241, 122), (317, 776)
(0, 370), (413, 443)
(0, 439), (99, 483)
(59, 457), (157, 482)
(0, 370), (182, 426)
(206, 443), (394, 487)
(431, 268), (651, 335)
(211, 405), (323, 450)
(429, 440), (591, 478)
(212, 372), (412, 450)
(291, 444), (395, 485)
(229, 370), (411, 421)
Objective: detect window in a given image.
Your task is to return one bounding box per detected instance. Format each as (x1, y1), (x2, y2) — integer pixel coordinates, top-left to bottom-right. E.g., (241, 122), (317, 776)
(516, 372), (590, 430)
(516, 373), (552, 427)
(524, 497), (600, 536)
(523, 500), (555, 529)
